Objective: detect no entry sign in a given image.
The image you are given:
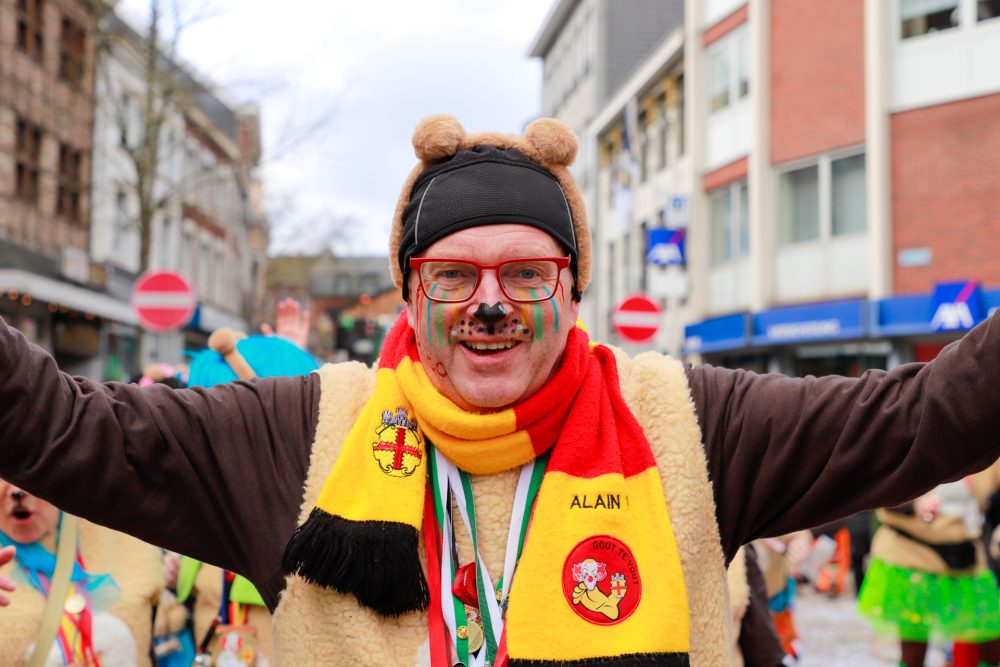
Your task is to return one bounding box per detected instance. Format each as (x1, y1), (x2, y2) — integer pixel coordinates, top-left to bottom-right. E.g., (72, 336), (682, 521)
(131, 271), (197, 332)
(612, 294), (662, 343)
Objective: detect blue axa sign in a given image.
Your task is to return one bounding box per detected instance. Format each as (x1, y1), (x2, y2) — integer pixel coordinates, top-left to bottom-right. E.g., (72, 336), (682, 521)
(646, 228), (686, 267)
(930, 280), (985, 331)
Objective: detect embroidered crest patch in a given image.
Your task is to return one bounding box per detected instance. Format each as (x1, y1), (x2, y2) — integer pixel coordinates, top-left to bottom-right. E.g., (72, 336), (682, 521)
(372, 408), (423, 477)
(562, 535), (642, 625)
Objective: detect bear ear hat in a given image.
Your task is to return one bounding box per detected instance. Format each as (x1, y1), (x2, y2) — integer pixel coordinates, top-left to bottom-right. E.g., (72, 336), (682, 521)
(412, 114), (465, 162)
(525, 117), (578, 167)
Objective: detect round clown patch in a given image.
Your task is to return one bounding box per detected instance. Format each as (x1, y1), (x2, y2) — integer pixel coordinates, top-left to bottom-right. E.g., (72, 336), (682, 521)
(562, 535), (642, 625)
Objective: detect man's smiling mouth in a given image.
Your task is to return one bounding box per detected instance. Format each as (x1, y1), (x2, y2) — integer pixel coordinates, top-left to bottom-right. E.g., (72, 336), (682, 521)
(461, 341), (519, 352)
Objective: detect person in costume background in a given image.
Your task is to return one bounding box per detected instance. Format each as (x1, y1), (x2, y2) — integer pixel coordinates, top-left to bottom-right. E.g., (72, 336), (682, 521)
(858, 460), (1000, 667)
(754, 532), (813, 662)
(0, 480), (163, 666)
(0, 116), (999, 666)
(176, 300), (318, 666)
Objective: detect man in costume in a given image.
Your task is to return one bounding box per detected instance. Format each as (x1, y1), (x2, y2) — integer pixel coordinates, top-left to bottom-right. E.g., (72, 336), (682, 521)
(1, 115), (999, 666)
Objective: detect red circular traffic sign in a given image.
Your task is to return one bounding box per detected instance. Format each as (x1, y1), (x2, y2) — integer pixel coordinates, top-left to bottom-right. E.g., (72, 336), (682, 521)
(612, 294), (662, 343)
(131, 271), (197, 332)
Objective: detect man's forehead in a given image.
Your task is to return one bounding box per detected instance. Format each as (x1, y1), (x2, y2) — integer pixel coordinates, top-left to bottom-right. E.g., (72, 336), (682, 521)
(420, 224), (565, 257)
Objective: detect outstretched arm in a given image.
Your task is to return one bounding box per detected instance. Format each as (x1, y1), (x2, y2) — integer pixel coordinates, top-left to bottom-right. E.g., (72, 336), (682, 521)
(690, 313), (1000, 560)
(0, 318), (321, 608)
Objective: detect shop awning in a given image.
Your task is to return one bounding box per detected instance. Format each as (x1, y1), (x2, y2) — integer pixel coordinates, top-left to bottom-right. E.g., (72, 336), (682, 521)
(0, 269), (138, 324)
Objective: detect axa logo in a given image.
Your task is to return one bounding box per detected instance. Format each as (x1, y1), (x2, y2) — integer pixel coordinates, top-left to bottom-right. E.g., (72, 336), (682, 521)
(931, 301), (974, 331)
(646, 243), (683, 265)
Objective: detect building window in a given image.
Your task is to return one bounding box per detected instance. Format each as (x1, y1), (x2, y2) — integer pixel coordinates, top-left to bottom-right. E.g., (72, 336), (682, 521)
(59, 17), (86, 86)
(980, 0), (1000, 21)
(780, 152), (866, 245)
(900, 0), (959, 38)
(57, 143), (84, 221)
(831, 154), (867, 236)
(677, 74), (686, 157)
(113, 188), (129, 253)
(708, 48), (730, 112)
(706, 29), (749, 113)
(656, 93), (669, 170)
(779, 165), (820, 244)
(199, 241), (212, 296)
(15, 118), (42, 203)
(638, 110), (650, 183)
(16, 0), (44, 60)
(709, 181), (749, 265)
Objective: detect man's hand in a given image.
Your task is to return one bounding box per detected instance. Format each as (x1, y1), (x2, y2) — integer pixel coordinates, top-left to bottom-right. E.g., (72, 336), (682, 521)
(261, 298), (311, 350)
(0, 545), (16, 606)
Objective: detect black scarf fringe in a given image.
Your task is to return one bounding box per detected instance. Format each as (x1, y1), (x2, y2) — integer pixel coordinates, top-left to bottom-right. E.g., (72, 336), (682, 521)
(508, 653), (689, 667)
(281, 507), (429, 616)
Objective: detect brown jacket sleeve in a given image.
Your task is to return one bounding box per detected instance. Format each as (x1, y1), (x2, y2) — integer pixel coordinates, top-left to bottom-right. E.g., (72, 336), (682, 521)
(0, 318), (321, 609)
(687, 312), (1000, 562)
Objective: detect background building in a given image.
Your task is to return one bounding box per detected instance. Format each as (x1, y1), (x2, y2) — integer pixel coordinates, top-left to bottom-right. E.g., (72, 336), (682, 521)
(682, 0), (1000, 376)
(534, 0), (1000, 374)
(0, 0), (131, 377)
(530, 0), (685, 342)
(0, 2), (266, 379)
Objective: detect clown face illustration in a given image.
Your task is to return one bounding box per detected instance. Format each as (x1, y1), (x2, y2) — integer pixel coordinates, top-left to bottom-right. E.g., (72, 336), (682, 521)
(573, 558), (607, 591)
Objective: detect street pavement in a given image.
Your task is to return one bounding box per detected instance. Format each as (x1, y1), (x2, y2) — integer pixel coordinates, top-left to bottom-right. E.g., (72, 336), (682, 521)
(794, 587), (950, 667)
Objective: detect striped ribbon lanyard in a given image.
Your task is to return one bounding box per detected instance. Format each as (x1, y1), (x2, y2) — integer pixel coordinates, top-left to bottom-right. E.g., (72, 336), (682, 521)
(429, 444), (547, 667)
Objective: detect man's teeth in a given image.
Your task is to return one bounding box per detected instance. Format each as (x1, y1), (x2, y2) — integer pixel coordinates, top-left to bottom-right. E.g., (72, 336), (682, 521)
(465, 341), (516, 351)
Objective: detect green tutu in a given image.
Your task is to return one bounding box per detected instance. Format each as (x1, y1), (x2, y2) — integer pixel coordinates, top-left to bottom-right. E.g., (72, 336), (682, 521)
(858, 558), (1000, 642)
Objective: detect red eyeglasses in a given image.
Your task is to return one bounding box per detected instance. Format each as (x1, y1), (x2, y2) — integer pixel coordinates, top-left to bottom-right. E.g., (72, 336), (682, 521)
(409, 256), (570, 304)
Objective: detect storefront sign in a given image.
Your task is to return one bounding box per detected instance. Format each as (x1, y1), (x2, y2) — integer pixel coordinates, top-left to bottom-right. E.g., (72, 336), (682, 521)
(751, 300), (866, 346)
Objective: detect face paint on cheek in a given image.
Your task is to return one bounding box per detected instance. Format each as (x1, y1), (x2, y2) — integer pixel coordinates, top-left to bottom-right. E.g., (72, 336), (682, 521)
(514, 303), (533, 338)
(530, 289), (545, 341)
(424, 283), (438, 343)
(541, 285), (559, 333)
(434, 293), (449, 346)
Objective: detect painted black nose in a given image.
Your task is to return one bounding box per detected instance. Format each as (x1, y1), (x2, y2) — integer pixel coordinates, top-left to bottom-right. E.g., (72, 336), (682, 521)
(10, 490), (26, 501)
(474, 302), (508, 325)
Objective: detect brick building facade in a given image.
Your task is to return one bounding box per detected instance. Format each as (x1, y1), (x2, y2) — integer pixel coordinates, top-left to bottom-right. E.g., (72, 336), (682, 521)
(680, 0), (1000, 375)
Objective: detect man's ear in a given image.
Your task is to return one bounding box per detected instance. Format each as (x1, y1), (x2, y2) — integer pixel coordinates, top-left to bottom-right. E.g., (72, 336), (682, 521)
(405, 294), (418, 331)
(567, 293), (581, 324)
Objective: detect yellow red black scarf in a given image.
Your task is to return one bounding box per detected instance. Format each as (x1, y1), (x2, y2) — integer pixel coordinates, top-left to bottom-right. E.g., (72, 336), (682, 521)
(283, 315), (691, 665)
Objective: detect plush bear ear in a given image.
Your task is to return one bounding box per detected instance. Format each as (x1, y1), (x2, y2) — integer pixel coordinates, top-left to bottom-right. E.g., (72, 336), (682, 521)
(525, 118), (578, 167)
(412, 114), (465, 162)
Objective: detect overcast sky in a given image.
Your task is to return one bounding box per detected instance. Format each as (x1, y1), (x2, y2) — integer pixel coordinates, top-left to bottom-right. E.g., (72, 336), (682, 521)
(119, 0), (554, 256)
